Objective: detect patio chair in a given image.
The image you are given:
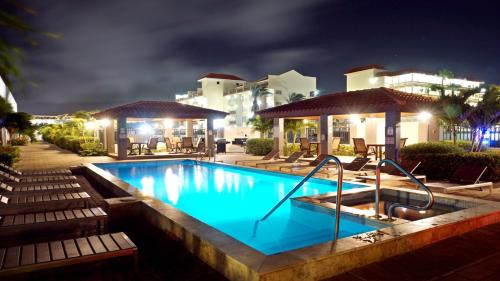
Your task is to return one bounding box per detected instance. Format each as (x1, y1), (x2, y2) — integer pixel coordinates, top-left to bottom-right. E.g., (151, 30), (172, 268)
(256, 151), (306, 169)
(0, 232), (137, 278)
(144, 137), (159, 155)
(180, 137), (194, 153)
(235, 149), (280, 166)
(126, 138), (139, 155)
(0, 182), (82, 195)
(0, 207), (107, 246)
(352, 138), (375, 158)
(426, 162), (493, 193)
(283, 157), (371, 178)
(164, 137), (176, 153)
(332, 137), (341, 153)
(0, 163), (71, 176)
(356, 159), (426, 183)
(300, 138), (314, 156)
(0, 170), (77, 184)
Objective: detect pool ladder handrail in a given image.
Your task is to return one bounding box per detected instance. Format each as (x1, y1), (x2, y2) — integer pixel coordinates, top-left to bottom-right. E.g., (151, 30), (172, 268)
(375, 159), (435, 220)
(194, 145), (216, 162)
(252, 155), (344, 242)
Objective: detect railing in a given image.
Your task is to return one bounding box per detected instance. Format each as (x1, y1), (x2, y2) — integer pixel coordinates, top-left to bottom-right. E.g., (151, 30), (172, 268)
(252, 155), (344, 242)
(375, 159), (435, 220)
(194, 145), (216, 162)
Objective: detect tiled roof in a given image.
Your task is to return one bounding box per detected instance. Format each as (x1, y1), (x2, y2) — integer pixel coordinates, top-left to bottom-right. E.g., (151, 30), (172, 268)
(93, 101), (228, 119)
(200, 73), (245, 81)
(257, 88), (436, 118)
(344, 64), (385, 74)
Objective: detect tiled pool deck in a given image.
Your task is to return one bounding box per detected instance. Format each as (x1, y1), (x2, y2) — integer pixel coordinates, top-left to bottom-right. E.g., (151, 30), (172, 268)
(13, 143), (500, 280)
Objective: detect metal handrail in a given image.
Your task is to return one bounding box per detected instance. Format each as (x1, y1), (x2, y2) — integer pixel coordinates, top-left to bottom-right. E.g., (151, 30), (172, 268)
(375, 159), (435, 220)
(252, 155), (344, 242)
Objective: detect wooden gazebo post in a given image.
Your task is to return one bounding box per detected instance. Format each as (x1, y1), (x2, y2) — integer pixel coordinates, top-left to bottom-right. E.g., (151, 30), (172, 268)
(117, 116), (128, 160)
(319, 115), (333, 155)
(384, 110), (401, 160)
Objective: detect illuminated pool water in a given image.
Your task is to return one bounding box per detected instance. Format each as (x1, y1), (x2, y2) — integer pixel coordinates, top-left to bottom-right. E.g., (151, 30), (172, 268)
(96, 160), (380, 254)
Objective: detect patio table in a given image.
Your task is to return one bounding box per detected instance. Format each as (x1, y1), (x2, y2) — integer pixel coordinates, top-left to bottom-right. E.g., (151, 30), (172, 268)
(130, 142), (147, 155)
(367, 144), (385, 160)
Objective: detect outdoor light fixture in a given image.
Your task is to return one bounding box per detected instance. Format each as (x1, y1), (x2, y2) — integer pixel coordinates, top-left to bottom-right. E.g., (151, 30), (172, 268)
(163, 118), (173, 128)
(349, 114), (362, 125)
(418, 111), (432, 122)
(139, 123), (153, 134)
(314, 90), (320, 96)
(213, 119), (225, 129)
(84, 121), (96, 130)
(480, 88), (486, 93)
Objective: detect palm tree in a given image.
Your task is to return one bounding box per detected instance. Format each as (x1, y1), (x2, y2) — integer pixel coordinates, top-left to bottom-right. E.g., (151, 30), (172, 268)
(250, 84), (271, 112)
(437, 69), (454, 88)
(247, 115), (273, 138)
(464, 85), (500, 151)
(286, 92), (305, 103)
(435, 87), (476, 145)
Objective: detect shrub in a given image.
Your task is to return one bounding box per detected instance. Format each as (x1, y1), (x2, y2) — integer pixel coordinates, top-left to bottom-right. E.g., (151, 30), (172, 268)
(336, 144), (355, 156)
(79, 142), (107, 156)
(284, 143), (301, 156)
(400, 142), (463, 155)
(246, 138), (273, 156)
(0, 146), (20, 166)
(441, 140), (489, 152)
(401, 142), (500, 182)
(10, 136), (29, 146)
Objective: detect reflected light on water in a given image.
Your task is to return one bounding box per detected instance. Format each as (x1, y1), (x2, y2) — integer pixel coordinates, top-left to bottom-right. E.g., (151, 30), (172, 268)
(141, 176), (155, 197)
(278, 182), (285, 200)
(194, 166), (203, 192)
(215, 168), (225, 192)
(165, 168), (180, 205)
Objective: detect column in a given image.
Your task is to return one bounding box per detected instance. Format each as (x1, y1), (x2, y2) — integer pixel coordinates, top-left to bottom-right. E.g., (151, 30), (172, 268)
(385, 111), (401, 160)
(273, 118), (284, 155)
(428, 118), (440, 141)
(319, 115), (332, 155)
(186, 119), (193, 137)
(117, 116), (128, 160)
(105, 119), (116, 154)
(206, 117), (215, 157)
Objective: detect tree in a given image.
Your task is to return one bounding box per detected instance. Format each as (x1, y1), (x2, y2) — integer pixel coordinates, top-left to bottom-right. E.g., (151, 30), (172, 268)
(464, 85), (500, 152)
(247, 115), (273, 138)
(0, 96), (13, 120)
(434, 87), (475, 145)
(437, 69), (454, 88)
(0, 1), (60, 90)
(284, 119), (316, 144)
(250, 84), (271, 112)
(286, 92), (305, 103)
(4, 111), (32, 135)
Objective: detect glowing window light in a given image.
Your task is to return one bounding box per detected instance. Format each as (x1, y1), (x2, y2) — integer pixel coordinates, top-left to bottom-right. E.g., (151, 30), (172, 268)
(369, 77), (379, 84)
(349, 114), (362, 125)
(139, 123), (154, 134)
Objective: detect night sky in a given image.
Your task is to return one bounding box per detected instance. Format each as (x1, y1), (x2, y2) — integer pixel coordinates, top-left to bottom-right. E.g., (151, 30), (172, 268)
(7, 0), (500, 114)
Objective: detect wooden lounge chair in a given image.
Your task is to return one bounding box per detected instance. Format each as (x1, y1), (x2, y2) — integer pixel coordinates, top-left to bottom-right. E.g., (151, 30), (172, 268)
(285, 157), (371, 178)
(256, 151), (306, 169)
(180, 137), (194, 153)
(164, 137), (176, 153)
(426, 163), (493, 193)
(332, 137), (341, 153)
(352, 138), (375, 158)
(0, 171), (77, 184)
(300, 138), (314, 157)
(0, 192), (92, 215)
(235, 149), (279, 166)
(0, 163), (71, 176)
(144, 137), (159, 155)
(278, 154), (328, 171)
(0, 182), (81, 195)
(356, 160), (426, 183)
(126, 138), (139, 155)
(0, 232), (137, 278)
(0, 207), (107, 246)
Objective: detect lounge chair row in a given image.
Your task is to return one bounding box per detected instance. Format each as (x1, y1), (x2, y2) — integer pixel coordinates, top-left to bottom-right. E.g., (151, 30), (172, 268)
(0, 165), (138, 278)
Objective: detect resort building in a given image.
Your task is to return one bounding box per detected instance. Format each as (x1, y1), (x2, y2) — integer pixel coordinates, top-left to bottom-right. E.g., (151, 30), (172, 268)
(345, 64), (484, 104)
(176, 70), (317, 140)
(0, 75), (18, 145)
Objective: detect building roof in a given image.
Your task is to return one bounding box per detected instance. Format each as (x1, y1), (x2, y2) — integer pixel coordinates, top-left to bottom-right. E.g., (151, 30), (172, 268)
(93, 101), (228, 119)
(257, 88), (436, 118)
(199, 73), (245, 81)
(344, 64), (385, 74)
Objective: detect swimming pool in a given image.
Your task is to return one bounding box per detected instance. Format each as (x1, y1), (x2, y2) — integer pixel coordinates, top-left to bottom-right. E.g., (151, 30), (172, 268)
(96, 160), (380, 254)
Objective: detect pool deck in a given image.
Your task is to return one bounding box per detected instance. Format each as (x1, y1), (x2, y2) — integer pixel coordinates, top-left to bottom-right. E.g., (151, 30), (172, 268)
(11, 142), (500, 280)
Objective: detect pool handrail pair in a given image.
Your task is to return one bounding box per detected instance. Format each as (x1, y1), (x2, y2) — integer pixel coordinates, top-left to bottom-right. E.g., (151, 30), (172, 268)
(253, 155), (344, 242)
(375, 159), (435, 220)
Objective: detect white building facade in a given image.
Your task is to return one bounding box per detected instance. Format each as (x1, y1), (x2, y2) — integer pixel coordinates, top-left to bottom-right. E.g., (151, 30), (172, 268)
(176, 70), (317, 140)
(341, 65), (484, 146)
(1, 75), (18, 145)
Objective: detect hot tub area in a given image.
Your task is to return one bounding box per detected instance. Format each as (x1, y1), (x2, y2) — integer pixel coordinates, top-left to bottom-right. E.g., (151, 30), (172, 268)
(80, 159), (500, 281)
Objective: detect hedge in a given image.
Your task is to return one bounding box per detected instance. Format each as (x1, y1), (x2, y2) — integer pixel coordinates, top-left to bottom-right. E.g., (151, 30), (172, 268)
(401, 143), (500, 182)
(246, 138), (273, 156)
(0, 146), (20, 166)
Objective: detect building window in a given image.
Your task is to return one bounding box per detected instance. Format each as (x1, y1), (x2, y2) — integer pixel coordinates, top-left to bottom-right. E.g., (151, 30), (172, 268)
(275, 90), (282, 95)
(309, 91), (315, 97)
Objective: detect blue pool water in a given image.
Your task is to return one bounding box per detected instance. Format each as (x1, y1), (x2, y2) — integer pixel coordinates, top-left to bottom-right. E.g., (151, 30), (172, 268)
(96, 160), (379, 254)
